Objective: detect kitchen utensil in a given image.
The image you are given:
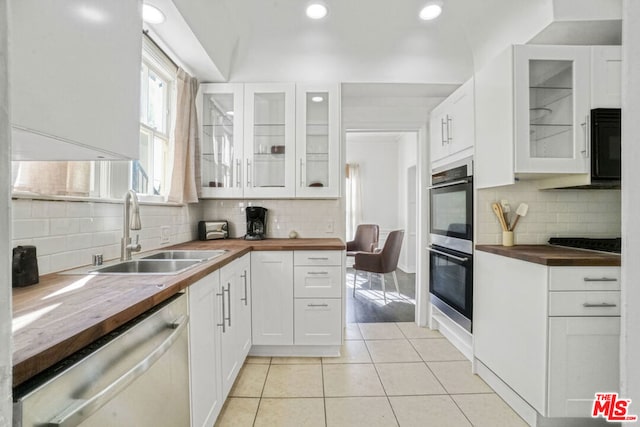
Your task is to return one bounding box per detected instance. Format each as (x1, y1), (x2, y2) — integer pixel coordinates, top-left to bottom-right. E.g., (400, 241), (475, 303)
(500, 199), (511, 229)
(492, 203), (508, 231)
(510, 203), (529, 231)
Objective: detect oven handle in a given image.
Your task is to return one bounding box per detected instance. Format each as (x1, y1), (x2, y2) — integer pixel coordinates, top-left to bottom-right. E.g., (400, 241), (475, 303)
(428, 178), (471, 190)
(428, 247), (469, 263)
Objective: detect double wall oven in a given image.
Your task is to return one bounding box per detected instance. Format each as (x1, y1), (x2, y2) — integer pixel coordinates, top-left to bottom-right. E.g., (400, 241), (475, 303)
(429, 160), (473, 332)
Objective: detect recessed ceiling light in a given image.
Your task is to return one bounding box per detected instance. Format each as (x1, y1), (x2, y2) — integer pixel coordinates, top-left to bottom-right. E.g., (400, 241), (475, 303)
(226, 111), (234, 116)
(311, 96), (324, 103)
(306, 3), (328, 20)
(143, 4), (165, 24)
(419, 1), (443, 20)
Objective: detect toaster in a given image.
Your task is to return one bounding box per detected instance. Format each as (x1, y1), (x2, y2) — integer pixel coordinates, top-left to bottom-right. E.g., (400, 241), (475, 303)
(198, 220), (229, 240)
(12, 245), (39, 287)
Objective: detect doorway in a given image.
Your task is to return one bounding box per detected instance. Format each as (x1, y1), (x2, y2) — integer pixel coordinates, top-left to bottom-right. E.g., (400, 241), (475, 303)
(345, 131), (418, 323)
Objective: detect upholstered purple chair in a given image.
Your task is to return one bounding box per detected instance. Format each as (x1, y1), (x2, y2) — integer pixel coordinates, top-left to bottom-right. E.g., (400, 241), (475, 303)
(353, 230), (404, 304)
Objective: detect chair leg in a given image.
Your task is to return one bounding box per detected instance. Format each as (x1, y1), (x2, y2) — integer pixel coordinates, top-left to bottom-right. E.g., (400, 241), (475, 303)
(367, 272), (372, 289)
(353, 269), (358, 297)
(392, 271), (400, 295)
(381, 273), (386, 304)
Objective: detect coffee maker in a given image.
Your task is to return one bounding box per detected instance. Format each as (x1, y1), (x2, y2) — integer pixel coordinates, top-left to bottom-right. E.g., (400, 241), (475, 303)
(245, 206), (267, 240)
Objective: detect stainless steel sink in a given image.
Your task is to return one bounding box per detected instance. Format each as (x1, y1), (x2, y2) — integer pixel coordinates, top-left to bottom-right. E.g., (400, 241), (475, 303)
(141, 250), (227, 261)
(90, 259), (202, 275)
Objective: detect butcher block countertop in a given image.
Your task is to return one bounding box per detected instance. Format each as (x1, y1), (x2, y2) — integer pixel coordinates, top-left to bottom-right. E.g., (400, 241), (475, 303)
(475, 244), (621, 267)
(12, 238), (344, 387)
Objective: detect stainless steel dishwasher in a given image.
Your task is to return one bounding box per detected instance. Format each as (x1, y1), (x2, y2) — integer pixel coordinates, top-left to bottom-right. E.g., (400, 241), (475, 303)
(13, 293), (190, 427)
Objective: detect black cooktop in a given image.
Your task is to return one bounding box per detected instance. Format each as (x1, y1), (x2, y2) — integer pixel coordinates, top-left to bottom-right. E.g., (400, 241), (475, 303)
(548, 237), (621, 254)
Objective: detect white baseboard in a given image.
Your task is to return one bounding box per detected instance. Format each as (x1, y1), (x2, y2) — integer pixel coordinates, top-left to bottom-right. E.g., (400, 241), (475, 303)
(431, 305), (472, 361)
(249, 345), (341, 357)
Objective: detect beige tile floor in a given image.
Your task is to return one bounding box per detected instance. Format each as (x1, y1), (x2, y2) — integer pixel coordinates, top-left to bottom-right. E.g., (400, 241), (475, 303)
(215, 322), (528, 427)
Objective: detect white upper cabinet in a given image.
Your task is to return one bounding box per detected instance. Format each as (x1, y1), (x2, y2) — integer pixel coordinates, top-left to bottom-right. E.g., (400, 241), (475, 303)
(591, 46), (622, 108)
(429, 78), (475, 168)
(10, 0), (142, 160)
(514, 45), (591, 174)
(474, 45), (621, 189)
(244, 83), (296, 198)
(197, 82), (341, 199)
(197, 84), (245, 198)
(295, 84), (341, 198)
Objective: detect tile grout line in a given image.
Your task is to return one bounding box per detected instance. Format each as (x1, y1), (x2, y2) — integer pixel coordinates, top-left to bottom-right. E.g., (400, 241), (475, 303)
(321, 356), (328, 427)
(251, 358), (272, 427)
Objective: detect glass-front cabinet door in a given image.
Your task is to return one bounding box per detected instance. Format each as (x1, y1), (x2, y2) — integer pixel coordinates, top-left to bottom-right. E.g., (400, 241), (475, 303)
(296, 84), (340, 198)
(244, 83), (295, 198)
(197, 83), (244, 198)
(514, 45), (590, 174)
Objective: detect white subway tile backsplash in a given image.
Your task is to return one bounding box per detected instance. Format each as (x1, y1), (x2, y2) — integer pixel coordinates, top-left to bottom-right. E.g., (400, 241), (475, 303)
(32, 236), (67, 256)
(13, 219), (49, 239)
(12, 199), (200, 273)
(477, 181), (621, 245)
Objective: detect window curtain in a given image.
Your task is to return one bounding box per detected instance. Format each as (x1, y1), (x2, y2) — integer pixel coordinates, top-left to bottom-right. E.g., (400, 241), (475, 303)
(345, 163), (362, 240)
(13, 162), (91, 196)
(167, 68), (200, 203)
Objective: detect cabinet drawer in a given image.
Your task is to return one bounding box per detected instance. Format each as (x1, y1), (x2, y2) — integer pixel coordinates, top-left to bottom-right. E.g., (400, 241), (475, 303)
(294, 250), (342, 266)
(294, 299), (342, 345)
(549, 267), (620, 291)
(549, 291), (620, 316)
(294, 266), (342, 298)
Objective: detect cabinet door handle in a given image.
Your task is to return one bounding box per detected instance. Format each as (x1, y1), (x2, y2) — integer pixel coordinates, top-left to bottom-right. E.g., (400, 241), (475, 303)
(441, 118), (447, 146)
(307, 303), (329, 308)
(300, 158), (305, 187)
(236, 158), (241, 187)
(308, 271), (329, 275)
(583, 303), (617, 308)
(583, 277), (618, 282)
(225, 284), (232, 327)
(241, 270), (248, 306)
(246, 159), (251, 187)
(447, 115), (453, 143)
(217, 290), (226, 333)
(580, 114), (590, 158)
(308, 257), (329, 261)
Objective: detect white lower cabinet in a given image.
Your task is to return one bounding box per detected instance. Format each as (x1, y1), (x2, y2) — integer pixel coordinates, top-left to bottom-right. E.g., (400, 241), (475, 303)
(547, 316), (620, 417)
(251, 250), (344, 348)
(188, 272), (223, 427)
(251, 251), (294, 345)
(294, 299), (342, 345)
(474, 251), (620, 420)
(219, 253), (252, 397)
(188, 254), (252, 427)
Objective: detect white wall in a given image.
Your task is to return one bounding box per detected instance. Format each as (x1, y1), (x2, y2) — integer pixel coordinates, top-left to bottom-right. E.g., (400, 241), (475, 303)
(199, 199), (344, 239)
(346, 136), (400, 244)
(621, 0), (640, 409)
(11, 199), (200, 274)
(396, 133), (417, 272)
(476, 182), (621, 244)
(0, 0), (12, 422)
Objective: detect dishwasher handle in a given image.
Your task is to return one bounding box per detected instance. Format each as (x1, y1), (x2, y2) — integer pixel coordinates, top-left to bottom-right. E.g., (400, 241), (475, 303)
(48, 315), (189, 427)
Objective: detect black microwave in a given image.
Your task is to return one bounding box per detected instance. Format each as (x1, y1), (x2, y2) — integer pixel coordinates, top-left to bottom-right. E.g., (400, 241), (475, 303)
(591, 108), (621, 182)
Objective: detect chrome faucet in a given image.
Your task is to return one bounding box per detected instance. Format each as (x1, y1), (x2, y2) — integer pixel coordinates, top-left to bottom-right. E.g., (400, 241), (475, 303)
(121, 189), (142, 261)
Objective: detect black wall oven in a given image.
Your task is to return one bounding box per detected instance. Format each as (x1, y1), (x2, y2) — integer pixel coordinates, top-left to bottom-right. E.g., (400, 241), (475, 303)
(428, 246), (473, 332)
(429, 160), (473, 332)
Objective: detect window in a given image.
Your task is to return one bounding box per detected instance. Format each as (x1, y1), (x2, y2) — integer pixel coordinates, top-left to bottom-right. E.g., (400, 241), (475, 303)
(135, 36), (177, 197)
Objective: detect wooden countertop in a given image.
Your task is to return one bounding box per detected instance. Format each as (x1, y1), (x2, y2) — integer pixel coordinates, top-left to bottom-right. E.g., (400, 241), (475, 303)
(12, 238), (344, 387)
(475, 244), (621, 266)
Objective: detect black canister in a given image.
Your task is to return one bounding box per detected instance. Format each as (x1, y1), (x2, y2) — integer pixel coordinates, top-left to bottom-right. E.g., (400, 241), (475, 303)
(12, 245), (39, 287)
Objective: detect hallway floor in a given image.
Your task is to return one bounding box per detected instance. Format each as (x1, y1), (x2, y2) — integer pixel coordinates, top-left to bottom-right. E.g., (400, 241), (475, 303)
(346, 268), (416, 323)
(215, 322), (527, 427)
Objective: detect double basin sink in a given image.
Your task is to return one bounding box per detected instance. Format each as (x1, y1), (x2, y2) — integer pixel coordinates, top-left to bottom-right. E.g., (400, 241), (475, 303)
(89, 250), (227, 275)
